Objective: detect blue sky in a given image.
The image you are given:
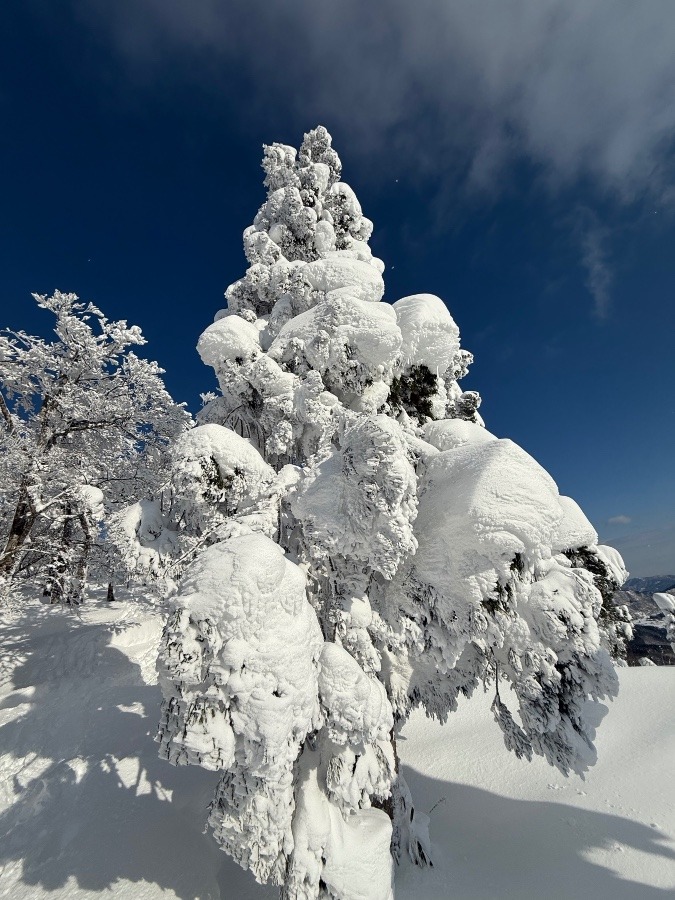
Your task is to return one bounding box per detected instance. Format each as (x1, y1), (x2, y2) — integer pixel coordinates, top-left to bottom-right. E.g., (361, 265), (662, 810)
(2, 1), (674, 576)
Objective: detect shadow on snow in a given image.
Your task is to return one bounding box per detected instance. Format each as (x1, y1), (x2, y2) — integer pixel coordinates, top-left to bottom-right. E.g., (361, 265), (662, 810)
(0, 604), (672, 899)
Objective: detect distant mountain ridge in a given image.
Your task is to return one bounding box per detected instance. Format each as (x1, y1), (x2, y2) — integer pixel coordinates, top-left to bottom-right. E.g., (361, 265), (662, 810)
(613, 576), (675, 666)
(624, 575), (675, 593)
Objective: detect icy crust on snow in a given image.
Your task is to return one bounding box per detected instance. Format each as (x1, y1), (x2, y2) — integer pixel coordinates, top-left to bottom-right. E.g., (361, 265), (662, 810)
(393, 294), (460, 375)
(157, 531), (324, 883)
(269, 295), (401, 404)
(422, 418), (496, 452)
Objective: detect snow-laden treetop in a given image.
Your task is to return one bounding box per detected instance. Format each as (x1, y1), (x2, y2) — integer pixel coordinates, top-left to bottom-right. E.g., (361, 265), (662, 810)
(197, 126), (479, 468)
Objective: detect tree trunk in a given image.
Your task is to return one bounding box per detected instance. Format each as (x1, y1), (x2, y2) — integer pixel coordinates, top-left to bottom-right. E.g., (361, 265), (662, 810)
(71, 510), (92, 605)
(0, 479), (37, 579)
(48, 502), (75, 604)
(374, 730), (433, 868)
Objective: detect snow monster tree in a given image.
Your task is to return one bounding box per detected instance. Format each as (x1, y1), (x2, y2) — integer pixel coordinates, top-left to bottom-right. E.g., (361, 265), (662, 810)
(156, 127), (629, 899)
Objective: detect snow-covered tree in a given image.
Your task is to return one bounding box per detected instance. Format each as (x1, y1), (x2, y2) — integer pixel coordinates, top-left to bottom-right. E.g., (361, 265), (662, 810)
(157, 127), (628, 898)
(653, 592), (675, 653)
(0, 291), (189, 603)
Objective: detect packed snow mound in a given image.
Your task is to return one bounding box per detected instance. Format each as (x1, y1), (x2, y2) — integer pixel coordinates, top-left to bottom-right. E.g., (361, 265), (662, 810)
(197, 315), (262, 370)
(393, 294), (460, 375)
(415, 439), (563, 585)
(303, 253), (385, 303)
(322, 805), (394, 900)
(552, 495), (599, 553)
(422, 418), (496, 452)
(171, 423), (275, 517)
(269, 295), (401, 399)
(159, 532), (320, 654)
(319, 642), (393, 745)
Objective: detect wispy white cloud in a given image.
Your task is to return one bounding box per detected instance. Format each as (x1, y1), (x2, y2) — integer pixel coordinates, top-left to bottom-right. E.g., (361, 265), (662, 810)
(575, 209), (614, 318)
(74, 0), (675, 202)
(608, 515), (632, 525)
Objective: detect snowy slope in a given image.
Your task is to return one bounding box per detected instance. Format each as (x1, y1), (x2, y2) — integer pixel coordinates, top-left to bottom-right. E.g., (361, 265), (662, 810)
(397, 673), (675, 898)
(0, 593), (673, 899)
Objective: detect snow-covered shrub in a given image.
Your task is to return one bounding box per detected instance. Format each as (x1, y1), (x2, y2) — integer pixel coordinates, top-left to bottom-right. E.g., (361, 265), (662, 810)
(157, 127), (627, 898)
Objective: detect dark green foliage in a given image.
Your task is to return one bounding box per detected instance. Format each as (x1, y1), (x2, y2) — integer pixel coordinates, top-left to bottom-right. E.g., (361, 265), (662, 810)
(484, 553), (525, 615)
(389, 364), (438, 422)
(564, 546), (615, 602)
(454, 390), (482, 422)
(563, 545), (631, 661)
(510, 552), (525, 576)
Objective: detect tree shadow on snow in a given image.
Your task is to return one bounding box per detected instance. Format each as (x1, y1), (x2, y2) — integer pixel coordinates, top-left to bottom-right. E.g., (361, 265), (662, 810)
(398, 766), (675, 900)
(2, 606), (672, 899)
(0, 607), (275, 899)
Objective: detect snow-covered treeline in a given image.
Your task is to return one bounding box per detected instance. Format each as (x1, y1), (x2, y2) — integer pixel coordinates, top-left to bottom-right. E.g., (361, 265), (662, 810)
(0, 292), (190, 603)
(152, 127), (631, 900)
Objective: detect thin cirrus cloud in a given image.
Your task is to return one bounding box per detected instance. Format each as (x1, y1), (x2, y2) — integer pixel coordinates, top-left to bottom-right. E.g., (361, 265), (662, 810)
(77, 0), (675, 202)
(608, 515), (632, 526)
(575, 209), (614, 319)
(71, 0), (675, 319)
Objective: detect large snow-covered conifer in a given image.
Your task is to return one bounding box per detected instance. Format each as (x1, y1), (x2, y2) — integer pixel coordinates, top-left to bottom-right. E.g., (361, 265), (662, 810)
(157, 127), (628, 899)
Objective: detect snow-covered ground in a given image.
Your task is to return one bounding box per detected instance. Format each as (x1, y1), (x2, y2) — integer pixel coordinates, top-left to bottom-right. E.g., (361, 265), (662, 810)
(0, 593), (673, 899)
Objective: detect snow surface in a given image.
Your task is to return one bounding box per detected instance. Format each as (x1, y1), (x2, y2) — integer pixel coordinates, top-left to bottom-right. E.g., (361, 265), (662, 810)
(303, 254), (384, 304)
(268, 295), (401, 396)
(422, 418), (496, 452)
(197, 315), (262, 369)
(393, 294), (460, 375)
(552, 495), (598, 553)
(415, 439), (563, 585)
(0, 592), (673, 899)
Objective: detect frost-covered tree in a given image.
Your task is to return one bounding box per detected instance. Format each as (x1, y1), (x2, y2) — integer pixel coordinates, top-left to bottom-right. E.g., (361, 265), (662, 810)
(653, 592), (675, 653)
(0, 291), (189, 603)
(157, 127), (628, 899)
